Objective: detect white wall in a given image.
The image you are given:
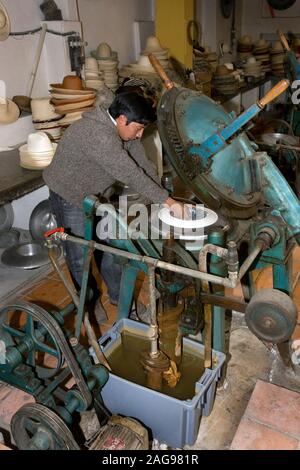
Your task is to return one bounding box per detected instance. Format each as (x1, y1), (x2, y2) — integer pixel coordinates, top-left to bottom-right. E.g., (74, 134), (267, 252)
(76, 0), (154, 65)
(196, 0), (243, 62)
(0, 0), (48, 99)
(242, 0), (300, 41)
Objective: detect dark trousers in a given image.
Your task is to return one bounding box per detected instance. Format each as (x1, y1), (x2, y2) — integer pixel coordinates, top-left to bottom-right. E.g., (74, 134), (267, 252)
(49, 190), (122, 303)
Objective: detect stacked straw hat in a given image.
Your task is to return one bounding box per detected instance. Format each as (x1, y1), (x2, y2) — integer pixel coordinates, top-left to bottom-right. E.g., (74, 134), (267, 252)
(0, 96), (20, 124)
(237, 36), (253, 62)
(93, 43), (119, 91)
(31, 98), (63, 142)
(212, 65), (239, 95)
(253, 38), (271, 74)
(49, 75), (96, 127)
(243, 56), (264, 80)
(120, 36), (169, 78)
(270, 41), (285, 77)
(19, 132), (57, 170)
(84, 57), (105, 91)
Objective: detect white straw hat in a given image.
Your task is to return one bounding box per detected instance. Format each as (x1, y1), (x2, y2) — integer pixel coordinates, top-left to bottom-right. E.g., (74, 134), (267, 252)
(0, 1), (10, 41)
(31, 98), (62, 122)
(19, 132), (57, 169)
(128, 55), (156, 73)
(0, 97), (20, 124)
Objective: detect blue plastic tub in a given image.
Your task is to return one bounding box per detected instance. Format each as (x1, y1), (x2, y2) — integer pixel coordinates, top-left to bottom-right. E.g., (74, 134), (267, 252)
(99, 319), (225, 448)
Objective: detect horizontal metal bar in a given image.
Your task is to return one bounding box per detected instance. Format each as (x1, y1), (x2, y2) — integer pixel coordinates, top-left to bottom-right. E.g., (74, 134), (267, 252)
(56, 233), (238, 289)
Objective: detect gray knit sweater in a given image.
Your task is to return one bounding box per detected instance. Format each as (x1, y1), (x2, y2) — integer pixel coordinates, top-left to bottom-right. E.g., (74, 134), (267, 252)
(43, 106), (168, 207)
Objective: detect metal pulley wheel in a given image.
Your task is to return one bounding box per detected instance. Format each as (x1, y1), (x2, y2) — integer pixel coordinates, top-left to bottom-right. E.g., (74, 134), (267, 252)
(245, 288), (297, 344)
(0, 302), (63, 379)
(11, 403), (79, 450)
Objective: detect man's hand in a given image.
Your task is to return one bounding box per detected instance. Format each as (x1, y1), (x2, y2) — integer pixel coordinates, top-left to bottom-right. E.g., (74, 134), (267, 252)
(164, 197), (190, 219)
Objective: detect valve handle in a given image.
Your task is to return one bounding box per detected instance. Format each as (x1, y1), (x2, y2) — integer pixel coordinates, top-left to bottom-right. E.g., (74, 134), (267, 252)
(257, 79), (290, 109)
(278, 29), (291, 52)
(44, 227), (65, 238)
(148, 53), (174, 90)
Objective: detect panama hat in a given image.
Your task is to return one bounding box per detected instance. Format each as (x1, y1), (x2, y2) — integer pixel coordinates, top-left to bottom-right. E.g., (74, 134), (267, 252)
(53, 98), (95, 114)
(0, 1), (10, 41)
(19, 132), (57, 169)
(142, 36), (168, 55)
(31, 98), (62, 122)
(50, 75), (94, 95)
(0, 97), (20, 124)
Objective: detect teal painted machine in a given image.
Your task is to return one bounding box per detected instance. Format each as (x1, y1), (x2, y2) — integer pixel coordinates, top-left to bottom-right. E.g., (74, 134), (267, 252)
(153, 64), (299, 356)
(0, 64), (299, 449)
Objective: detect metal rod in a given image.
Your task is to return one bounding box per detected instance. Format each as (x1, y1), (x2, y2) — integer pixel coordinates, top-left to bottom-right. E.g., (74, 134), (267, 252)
(199, 245), (215, 369)
(46, 242), (111, 370)
(55, 234), (239, 288)
(48, 247), (80, 307)
(148, 265), (159, 356)
(83, 315), (112, 371)
(75, 245), (93, 339)
(27, 23), (47, 98)
(238, 241), (264, 281)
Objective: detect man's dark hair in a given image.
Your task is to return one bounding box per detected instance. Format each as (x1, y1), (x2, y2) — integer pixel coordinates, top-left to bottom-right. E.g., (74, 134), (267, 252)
(108, 92), (156, 125)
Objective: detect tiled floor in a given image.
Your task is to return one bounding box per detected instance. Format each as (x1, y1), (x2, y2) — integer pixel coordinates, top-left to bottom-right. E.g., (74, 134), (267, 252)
(230, 380), (300, 450)
(0, 248), (299, 450)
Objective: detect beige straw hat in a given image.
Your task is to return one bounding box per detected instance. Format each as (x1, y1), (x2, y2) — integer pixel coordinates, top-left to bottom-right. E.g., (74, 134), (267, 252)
(142, 36), (168, 54)
(0, 97), (20, 124)
(0, 1), (10, 41)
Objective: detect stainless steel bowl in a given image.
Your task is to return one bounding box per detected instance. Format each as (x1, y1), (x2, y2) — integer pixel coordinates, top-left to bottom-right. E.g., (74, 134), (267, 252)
(258, 133), (299, 147)
(1, 242), (61, 269)
(29, 200), (57, 241)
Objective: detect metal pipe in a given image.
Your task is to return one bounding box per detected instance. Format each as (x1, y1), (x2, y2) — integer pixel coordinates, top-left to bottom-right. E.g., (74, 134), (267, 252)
(75, 245), (93, 339)
(54, 233), (239, 288)
(198, 245), (218, 369)
(238, 241), (264, 281)
(83, 315), (112, 372)
(148, 265), (159, 357)
(198, 244), (228, 276)
(47, 246), (80, 307)
(46, 241), (111, 371)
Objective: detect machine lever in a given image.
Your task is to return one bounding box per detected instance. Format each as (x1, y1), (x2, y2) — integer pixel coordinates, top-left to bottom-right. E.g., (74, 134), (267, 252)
(258, 79), (290, 109)
(197, 79), (290, 160)
(148, 53), (174, 90)
(278, 29), (291, 52)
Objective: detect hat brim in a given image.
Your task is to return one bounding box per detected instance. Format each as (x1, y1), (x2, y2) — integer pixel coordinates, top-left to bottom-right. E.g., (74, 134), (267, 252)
(0, 2), (10, 41)
(54, 99), (95, 113)
(50, 94), (95, 106)
(0, 99), (20, 124)
(50, 85), (95, 94)
(57, 107), (94, 122)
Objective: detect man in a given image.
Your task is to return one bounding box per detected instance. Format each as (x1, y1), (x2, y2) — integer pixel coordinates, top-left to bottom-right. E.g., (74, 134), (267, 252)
(43, 91), (182, 322)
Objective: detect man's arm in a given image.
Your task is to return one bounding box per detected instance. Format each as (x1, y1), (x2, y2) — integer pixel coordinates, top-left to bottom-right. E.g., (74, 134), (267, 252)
(92, 132), (168, 204)
(125, 139), (161, 184)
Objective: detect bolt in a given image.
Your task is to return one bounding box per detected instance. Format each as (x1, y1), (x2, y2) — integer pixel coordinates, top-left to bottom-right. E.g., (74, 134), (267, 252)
(260, 159), (267, 167)
(69, 337), (78, 347)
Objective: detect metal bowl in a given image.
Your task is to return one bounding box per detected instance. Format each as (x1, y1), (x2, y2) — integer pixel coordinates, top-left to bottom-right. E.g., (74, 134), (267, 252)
(29, 200), (57, 241)
(258, 133), (299, 147)
(1, 242), (61, 269)
(0, 203), (14, 232)
(0, 229), (20, 249)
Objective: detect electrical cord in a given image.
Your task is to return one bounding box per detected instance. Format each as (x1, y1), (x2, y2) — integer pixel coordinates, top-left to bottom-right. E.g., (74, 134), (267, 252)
(9, 27), (78, 37)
